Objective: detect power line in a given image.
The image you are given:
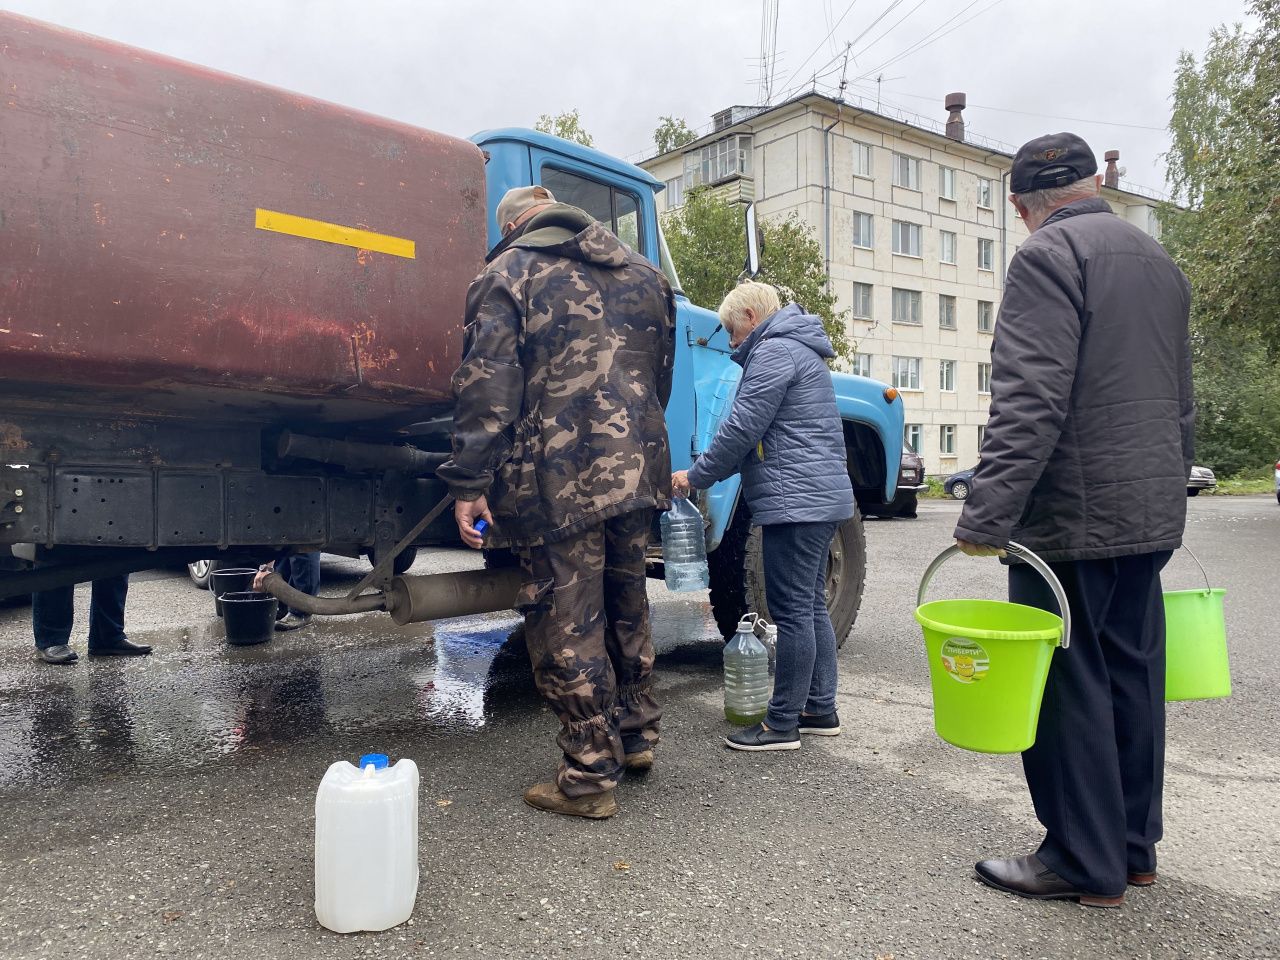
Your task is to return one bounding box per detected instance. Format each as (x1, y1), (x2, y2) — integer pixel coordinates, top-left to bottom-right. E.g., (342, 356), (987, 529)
(773, 0), (862, 97)
(849, 0), (931, 60)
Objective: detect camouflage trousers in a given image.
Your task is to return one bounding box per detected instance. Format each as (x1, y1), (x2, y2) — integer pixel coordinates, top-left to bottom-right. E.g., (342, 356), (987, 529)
(515, 508), (662, 797)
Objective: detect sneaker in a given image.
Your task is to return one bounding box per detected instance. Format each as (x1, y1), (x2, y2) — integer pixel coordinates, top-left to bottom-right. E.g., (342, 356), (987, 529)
(522, 782), (618, 819)
(798, 712), (841, 736)
(724, 722), (800, 752)
(274, 612), (312, 632)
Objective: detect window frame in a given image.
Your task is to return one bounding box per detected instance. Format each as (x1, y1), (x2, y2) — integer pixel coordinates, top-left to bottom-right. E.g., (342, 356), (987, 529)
(939, 359), (956, 392)
(852, 282), (874, 320)
(904, 423), (923, 454)
(853, 141), (873, 178)
(664, 176), (684, 209)
(891, 288), (923, 325)
(977, 299), (995, 333)
(977, 176), (994, 209)
(852, 211), (874, 250)
(891, 220), (923, 258)
(851, 352), (873, 378)
(938, 295), (957, 330)
(940, 424), (956, 455)
(541, 165), (645, 253)
(939, 230), (957, 265)
(977, 237), (995, 272)
(938, 166), (957, 200)
(978, 361), (992, 394)
(891, 152), (922, 191)
(892, 355), (922, 391)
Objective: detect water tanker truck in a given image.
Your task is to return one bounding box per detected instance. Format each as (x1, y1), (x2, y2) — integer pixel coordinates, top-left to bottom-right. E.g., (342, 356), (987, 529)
(0, 12), (904, 641)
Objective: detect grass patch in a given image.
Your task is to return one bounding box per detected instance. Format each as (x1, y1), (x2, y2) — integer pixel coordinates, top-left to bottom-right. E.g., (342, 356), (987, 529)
(1205, 474), (1274, 496)
(920, 477), (950, 500)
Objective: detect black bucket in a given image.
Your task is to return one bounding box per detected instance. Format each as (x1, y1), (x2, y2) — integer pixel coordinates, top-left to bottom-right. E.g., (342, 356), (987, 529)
(211, 568), (259, 617)
(221, 591), (278, 646)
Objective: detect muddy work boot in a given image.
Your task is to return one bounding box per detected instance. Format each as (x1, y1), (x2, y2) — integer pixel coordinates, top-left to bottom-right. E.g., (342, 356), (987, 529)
(623, 750), (655, 772)
(522, 782), (618, 820)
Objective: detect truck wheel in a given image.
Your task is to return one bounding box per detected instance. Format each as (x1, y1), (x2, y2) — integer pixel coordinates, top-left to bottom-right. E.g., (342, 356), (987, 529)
(709, 506), (867, 648)
(367, 546), (418, 576)
(188, 559), (217, 589)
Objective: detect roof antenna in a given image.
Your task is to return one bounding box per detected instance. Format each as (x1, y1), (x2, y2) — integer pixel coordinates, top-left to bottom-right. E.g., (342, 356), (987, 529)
(837, 42), (852, 100)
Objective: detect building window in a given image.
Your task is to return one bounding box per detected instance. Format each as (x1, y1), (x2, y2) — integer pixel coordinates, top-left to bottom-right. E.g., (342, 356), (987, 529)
(853, 212), (874, 249)
(939, 166), (957, 200)
(664, 177), (684, 209)
(891, 221), (922, 257)
(978, 300), (995, 332)
(940, 230), (957, 264)
(977, 177), (994, 208)
(891, 152), (922, 190)
(978, 362), (992, 394)
(939, 359), (955, 392)
(891, 288), (922, 325)
(939, 295), (957, 330)
(851, 353), (872, 378)
(904, 423), (922, 453)
(683, 134), (752, 188)
(978, 238), (995, 271)
(892, 356), (922, 391)
(852, 282), (873, 319)
(853, 142), (873, 177)
(977, 424), (986, 450)
(940, 424), (956, 455)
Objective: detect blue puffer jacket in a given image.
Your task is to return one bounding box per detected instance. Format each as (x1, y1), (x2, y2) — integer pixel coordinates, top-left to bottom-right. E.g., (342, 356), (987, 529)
(687, 303), (855, 526)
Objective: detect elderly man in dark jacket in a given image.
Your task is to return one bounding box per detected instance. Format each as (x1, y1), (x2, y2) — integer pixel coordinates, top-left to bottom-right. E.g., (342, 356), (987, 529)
(439, 186), (676, 820)
(673, 281), (854, 751)
(955, 133), (1193, 908)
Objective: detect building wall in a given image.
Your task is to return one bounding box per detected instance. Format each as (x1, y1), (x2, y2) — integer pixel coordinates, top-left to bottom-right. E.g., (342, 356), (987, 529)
(645, 99), (1160, 476)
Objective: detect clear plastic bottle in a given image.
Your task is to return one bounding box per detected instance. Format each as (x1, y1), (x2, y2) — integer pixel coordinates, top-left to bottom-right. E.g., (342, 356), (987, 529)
(724, 615), (771, 725)
(756, 617), (778, 677)
(314, 753), (419, 933)
(660, 496), (710, 592)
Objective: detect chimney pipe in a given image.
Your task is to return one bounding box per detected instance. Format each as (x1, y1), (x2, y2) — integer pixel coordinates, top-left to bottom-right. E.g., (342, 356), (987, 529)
(945, 92), (966, 142)
(1104, 150), (1120, 188)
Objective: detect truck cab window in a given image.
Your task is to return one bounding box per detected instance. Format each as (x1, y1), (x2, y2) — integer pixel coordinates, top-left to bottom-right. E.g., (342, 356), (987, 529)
(541, 167), (643, 253)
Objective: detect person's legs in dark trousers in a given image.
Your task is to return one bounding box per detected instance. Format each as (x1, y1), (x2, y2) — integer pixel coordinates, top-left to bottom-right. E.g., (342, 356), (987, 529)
(601, 508), (662, 756)
(274, 553), (320, 616)
(804, 530), (841, 719)
(517, 523), (624, 798)
(86, 575), (129, 651)
(1010, 551), (1170, 897)
(763, 520), (840, 732)
(32, 584), (75, 651)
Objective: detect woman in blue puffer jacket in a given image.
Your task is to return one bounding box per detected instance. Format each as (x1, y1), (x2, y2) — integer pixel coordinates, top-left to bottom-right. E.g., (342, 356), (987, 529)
(672, 281), (855, 752)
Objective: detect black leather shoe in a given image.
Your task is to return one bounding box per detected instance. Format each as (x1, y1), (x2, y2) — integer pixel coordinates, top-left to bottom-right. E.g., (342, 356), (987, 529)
(975, 854), (1124, 908)
(37, 644), (78, 665)
(88, 637), (152, 657)
(724, 722), (800, 752)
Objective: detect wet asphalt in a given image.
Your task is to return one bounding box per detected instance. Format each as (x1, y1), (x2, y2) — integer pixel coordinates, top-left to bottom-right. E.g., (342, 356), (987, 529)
(0, 497), (1276, 960)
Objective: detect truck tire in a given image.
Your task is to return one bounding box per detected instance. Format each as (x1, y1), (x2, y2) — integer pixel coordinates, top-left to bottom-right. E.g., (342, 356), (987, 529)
(709, 506), (867, 648)
(367, 546), (418, 576)
(188, 559), (218, 589)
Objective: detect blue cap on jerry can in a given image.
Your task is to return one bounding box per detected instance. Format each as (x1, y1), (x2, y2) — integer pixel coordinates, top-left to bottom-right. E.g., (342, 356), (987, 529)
(359, 753), (389, 770)
(474, 519), (488, 535)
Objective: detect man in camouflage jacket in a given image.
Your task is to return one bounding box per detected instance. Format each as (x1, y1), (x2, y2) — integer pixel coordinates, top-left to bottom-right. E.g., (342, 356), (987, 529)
(437, 186), (676, 819)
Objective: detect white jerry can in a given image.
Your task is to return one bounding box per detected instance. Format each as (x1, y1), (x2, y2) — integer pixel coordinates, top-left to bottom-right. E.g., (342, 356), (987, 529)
(314, 753), (419, 933)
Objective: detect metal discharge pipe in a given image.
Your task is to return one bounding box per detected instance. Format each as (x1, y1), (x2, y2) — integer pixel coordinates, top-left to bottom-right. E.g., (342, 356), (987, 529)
(277, 430), (448, 474)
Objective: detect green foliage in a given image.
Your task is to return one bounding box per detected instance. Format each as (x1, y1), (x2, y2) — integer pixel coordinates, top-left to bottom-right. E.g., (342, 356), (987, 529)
(661, 188), (852, 363)
(1162, 0), (1280, 474)
(653, 116), (697, 155)
(534, 109), (594, 147)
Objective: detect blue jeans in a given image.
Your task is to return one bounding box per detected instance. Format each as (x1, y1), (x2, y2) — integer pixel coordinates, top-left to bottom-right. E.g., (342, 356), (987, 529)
(274, 552), (320, 616)
(32, 575), (129, 651)
(761, 521), (840, 732)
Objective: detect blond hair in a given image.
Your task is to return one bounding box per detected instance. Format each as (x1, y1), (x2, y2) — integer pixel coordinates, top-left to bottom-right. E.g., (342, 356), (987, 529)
(719, 281), (781, 335)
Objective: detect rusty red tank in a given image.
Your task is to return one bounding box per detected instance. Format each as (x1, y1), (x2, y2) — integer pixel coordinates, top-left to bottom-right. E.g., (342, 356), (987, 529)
(0, 11), (486, 426)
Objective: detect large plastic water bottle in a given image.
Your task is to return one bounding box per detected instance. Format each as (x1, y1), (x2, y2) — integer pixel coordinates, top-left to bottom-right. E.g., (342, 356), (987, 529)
(661, 496), (710, 592)
(724, 614), (771, 725)
(315, 753), (419, 933)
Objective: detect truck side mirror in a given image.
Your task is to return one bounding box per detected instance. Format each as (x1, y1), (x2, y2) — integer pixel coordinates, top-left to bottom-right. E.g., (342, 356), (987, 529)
(740, 202), (761, 280)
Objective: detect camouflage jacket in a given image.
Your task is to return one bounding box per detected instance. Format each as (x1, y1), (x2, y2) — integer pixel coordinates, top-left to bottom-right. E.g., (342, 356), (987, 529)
(437, 204), (676, 547)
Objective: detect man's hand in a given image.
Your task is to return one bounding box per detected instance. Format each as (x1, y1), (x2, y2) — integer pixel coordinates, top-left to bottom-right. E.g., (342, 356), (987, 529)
(671, 470), (691, 498)
(455, 495), (493, 550)
(252, 564), (274, 592)
(956, 539), (1007, 558)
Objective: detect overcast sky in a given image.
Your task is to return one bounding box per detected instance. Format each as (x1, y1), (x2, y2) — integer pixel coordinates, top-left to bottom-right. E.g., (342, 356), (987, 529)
(4, 0), (1250, 194)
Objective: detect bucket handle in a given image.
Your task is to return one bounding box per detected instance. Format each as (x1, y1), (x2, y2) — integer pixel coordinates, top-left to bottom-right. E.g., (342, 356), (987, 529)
(1178, 544), (1212, 595)
(917, 541), (1072, 650)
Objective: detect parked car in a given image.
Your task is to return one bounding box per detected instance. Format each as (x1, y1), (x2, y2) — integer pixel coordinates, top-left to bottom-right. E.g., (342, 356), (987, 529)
(861, 446), (926, 518)
(944, 465), (977, 500)
(1187, 465), (1217, 496)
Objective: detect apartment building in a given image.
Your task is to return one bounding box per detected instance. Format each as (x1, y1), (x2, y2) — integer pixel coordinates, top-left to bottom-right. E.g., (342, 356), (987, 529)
(640, 92), (1162, 475)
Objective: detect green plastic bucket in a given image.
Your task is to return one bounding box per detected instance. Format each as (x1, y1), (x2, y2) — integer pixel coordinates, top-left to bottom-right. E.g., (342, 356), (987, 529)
(915, 542), (1069, 754)
(1164, 547), (1230, 702)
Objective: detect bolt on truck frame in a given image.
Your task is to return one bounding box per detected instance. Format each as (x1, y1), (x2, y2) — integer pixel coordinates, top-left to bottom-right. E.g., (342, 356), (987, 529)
(0, 12), (903, 641)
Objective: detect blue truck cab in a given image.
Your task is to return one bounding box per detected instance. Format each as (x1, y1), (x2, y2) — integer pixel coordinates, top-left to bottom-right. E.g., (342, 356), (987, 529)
(473, 129), (904, 641)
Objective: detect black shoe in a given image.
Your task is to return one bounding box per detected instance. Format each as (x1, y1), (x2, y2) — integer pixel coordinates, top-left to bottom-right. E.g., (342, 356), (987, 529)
(798, 712), (841, 736)
(275, 612), (312, 632)
(724, 722), (800, 752)
(37, 644), (78, 665)
(975, 854), (1124, 908)
(88, 637), (152, 657)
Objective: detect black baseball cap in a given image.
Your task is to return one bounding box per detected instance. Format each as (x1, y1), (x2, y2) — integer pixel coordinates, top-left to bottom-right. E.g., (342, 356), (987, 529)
(1010, 133), (1098, 194)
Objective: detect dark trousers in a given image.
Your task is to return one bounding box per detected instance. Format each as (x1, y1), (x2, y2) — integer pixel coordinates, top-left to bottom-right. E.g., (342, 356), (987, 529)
(274, 552), (320, 616)
(1009, 550), (1172, 897)
(762, 520), (841, 732)
(32, 575), (129, 651)
(515, 508), (662, 797)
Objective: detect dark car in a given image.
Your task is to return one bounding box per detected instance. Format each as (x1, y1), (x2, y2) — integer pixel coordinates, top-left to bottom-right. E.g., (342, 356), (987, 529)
(944, 465), (977, 500)
(861, 445), (925, 518)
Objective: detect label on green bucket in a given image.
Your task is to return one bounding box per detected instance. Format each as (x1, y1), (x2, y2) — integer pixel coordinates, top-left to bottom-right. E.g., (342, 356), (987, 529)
(941, 637), (989, 684)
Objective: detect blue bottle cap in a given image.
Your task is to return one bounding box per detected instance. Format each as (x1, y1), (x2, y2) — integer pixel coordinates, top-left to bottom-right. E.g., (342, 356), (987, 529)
(474, 519), (488, 534)
(358, 753), (389, 770)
